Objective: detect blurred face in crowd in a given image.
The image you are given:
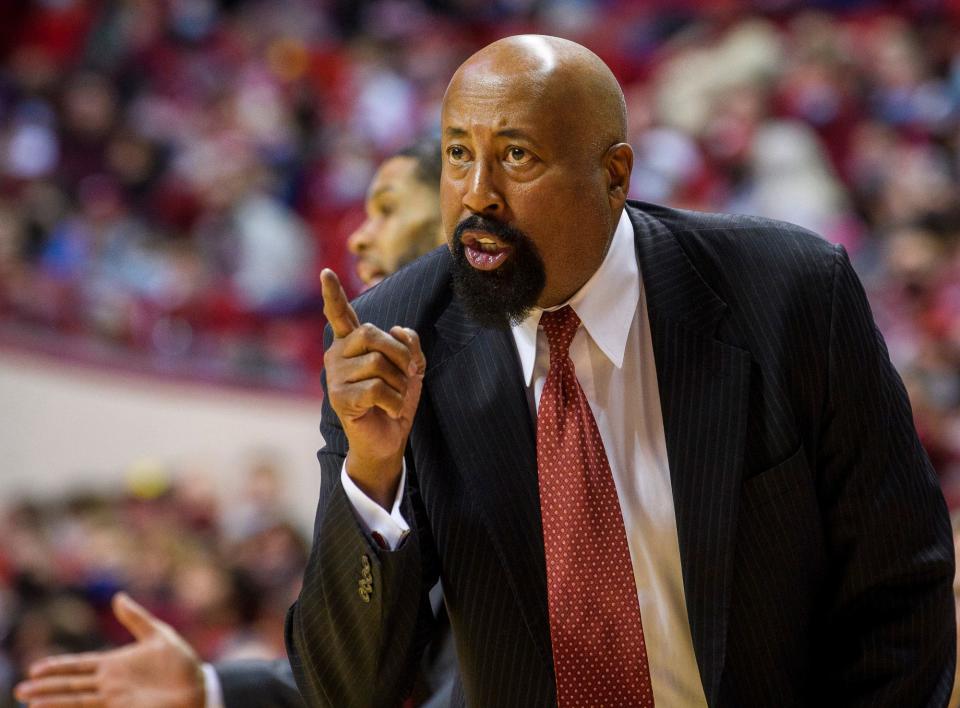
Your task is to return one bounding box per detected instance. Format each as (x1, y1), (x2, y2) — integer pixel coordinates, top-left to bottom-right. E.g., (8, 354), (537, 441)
(440, 35), (633, 327)
(347, 156), (442, 286)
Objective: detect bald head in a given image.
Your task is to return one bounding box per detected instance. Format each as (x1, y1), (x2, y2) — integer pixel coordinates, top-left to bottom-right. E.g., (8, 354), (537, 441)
(439, 35), (634, 310)
(445, 35), (627, 162)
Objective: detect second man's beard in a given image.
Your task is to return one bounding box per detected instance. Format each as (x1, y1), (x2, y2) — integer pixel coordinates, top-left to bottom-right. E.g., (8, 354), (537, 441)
(450, 215), (546, 330)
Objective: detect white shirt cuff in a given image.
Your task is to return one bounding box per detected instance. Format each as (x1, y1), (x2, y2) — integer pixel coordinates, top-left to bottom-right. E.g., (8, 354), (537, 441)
(201, 663), (224, 708)
(340, 459), (410, 549)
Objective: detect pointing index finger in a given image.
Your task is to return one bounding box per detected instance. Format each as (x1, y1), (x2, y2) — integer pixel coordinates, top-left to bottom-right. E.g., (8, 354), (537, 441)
(321, 269), (360, 338)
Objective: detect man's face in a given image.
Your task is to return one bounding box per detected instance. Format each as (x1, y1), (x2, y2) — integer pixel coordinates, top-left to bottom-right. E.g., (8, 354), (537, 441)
(348, 156), (441, 286)
(440, 53), (618, 324)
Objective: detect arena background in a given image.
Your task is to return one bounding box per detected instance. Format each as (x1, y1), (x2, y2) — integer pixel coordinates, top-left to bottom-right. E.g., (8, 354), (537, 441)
(2, 0), (960, 705)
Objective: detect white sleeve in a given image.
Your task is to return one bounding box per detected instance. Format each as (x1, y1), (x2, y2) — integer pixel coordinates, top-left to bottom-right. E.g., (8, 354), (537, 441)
(200, 663), (224, 708)
(340, 459), (410, 549)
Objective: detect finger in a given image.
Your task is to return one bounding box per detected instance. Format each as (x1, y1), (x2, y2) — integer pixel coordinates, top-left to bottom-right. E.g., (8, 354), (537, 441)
(112, 592), (159, 641)
(21, 694), (103, 708)
(391, 327), (426, 376)
(28, 654), (101, 678)
(343, 352), (408, 396)
(342, 323), (411, 374)
(321, 269), (360, 338)
(15, 675), (99, 698)
(353, 378), (405, 419)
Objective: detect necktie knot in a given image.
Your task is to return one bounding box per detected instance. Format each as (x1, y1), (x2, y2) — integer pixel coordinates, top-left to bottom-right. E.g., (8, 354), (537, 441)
(540, 305), (580, 362)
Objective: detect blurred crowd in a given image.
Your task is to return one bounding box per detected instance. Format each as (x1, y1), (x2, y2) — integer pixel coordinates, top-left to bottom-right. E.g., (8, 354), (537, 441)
(0, 459), (308, 707)
(3, 0), (960, 702)
(0, 0), (958, 396)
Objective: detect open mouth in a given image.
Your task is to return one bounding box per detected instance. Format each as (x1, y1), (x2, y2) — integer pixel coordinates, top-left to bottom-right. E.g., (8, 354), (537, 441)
(462, 232), (512, 271)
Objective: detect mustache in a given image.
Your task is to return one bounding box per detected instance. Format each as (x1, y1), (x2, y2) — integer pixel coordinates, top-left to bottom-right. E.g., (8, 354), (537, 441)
(453, 215), (529, 246)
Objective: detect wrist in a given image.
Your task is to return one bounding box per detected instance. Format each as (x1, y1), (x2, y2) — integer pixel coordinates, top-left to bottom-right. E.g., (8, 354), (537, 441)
(345, 450), (404, 509)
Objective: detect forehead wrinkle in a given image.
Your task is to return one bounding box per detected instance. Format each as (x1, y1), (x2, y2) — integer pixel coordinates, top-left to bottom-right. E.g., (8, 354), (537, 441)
(443, 74), (550, 136)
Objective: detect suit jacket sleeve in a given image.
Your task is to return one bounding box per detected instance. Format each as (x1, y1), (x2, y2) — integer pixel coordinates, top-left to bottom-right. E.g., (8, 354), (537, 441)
(214, 659), (305, 708)
(285, 325), (438, 708)
(817, 245), (955, 705)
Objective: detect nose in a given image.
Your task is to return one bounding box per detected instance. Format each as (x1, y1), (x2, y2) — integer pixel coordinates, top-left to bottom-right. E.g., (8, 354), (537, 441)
(462, 159), (504, 216)
(347, 219), (374, 255)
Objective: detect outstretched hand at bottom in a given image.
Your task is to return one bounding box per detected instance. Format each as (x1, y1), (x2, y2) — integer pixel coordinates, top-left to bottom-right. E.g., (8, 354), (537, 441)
(14, 592), (205, 708)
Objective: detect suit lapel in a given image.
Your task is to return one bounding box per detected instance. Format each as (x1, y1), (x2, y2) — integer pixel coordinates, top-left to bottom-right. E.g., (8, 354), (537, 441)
(426, 299), (552, 666)
(629, 204), (751, 705)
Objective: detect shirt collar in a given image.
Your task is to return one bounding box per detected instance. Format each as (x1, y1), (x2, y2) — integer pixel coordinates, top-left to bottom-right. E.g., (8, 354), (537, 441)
(513, 209), (640, 386)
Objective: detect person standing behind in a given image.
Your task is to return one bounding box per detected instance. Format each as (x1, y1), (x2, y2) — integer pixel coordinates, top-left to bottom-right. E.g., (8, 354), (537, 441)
(347, 140), (443, 289)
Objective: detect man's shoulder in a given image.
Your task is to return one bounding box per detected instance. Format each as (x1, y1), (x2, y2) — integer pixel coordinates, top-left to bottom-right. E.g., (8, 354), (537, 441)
(628, 200), (837, 260)
(627, 200), (839, 284)
(626, 200), (843, 325)
(350, 245), (452, 329)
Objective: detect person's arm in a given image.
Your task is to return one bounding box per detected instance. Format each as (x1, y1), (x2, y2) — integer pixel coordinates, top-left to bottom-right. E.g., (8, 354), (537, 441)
(15, 594), (307, 708)
(214, 659), (305, 708)
(816, 246), (955, 705)
(285, 270), (437, 706)
(340, 458), (410, 549)
(14, 593), (206, 708)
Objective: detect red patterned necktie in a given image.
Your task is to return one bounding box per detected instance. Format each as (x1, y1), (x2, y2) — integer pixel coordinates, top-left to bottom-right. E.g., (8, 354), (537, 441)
(536, 305), (654, 707)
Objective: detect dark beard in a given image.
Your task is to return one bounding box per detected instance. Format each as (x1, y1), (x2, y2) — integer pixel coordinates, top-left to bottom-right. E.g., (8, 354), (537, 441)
(450, 215), (546, 330)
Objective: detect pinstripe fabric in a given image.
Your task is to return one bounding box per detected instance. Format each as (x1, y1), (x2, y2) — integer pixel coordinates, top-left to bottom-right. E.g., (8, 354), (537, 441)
(286, 201), (955, 707)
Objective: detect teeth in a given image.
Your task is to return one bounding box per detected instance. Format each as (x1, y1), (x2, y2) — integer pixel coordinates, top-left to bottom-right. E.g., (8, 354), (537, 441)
(478, 242), (499, 253)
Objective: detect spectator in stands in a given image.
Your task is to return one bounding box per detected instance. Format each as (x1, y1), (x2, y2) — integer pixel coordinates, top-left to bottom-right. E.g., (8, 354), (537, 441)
(2, 3), (959, 416)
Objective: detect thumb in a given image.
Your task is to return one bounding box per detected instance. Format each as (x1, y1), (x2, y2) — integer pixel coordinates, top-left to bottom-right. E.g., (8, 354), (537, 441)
(390, 327), (426, 377)
(403, 327), (426, 376)
(112, 592), (161, 641)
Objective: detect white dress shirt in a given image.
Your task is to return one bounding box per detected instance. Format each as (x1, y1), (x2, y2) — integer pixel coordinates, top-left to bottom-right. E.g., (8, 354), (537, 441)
(201, 663), (225, 708)
(342, 210), (707, 705)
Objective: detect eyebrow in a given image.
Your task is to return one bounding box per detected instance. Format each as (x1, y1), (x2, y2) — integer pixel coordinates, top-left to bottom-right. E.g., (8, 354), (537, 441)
(495, 128), (536, 142)
(444, 126), (539, 145)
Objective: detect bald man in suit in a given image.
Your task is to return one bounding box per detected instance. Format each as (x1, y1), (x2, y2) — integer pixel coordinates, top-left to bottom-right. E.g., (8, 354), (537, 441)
(288, 35), (955, 707)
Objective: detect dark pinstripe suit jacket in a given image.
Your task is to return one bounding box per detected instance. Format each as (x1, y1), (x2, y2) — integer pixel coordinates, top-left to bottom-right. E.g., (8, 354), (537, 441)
(286, 201), (955, 707)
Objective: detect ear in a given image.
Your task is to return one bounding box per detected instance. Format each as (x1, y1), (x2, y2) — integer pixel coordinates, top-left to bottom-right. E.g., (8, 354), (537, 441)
(603, 142), (633, 208)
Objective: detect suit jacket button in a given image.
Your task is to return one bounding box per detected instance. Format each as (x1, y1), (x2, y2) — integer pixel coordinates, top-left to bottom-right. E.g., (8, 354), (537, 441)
(359, 554), (373, 602)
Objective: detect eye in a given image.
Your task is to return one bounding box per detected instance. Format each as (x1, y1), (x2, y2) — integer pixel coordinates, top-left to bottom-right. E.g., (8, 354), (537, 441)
(447, 145), (471, 164)
(505, 146), (532, 165)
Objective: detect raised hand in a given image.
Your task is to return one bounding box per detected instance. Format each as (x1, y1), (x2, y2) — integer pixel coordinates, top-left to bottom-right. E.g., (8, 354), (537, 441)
(321, 269), (426, 508)
(14, 593), (205, 708)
